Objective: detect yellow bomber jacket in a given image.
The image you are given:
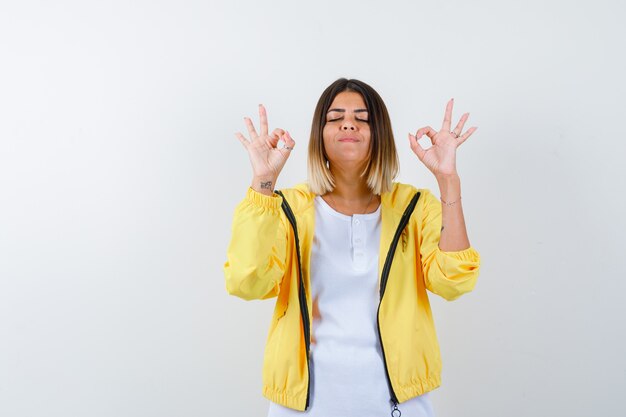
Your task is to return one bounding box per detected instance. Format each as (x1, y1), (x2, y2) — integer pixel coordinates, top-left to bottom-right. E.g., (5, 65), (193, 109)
(223, 181), (481, 411)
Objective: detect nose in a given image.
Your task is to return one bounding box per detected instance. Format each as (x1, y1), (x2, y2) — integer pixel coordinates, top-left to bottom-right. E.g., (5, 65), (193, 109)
(341, 120), (356, 131)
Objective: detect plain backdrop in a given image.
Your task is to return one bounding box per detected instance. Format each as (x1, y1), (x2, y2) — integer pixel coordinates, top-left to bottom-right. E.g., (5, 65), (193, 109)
(1, 1), (625, 416)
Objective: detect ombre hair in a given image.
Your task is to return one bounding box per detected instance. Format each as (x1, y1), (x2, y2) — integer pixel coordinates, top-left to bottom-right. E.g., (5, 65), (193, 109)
(307, 78), (399, 196)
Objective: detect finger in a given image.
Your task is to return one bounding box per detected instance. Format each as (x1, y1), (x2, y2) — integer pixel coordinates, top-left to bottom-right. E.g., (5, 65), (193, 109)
(408, 133), (426, 160)
(271, 128), (285, 144)
(275, 131), (295, 157)
(453, 112), (469, 137)
(441, 98), (454, 132)
(415, 126), (437, 145)
(283, 130), (296, 149)
(457, 126), (478, 146)
(416, 126), (437, 139)
(266, 128), (284, 148)
(234, 132), (250, 149)
(259, 104), (269, 136)
(244, 116), (259, 140)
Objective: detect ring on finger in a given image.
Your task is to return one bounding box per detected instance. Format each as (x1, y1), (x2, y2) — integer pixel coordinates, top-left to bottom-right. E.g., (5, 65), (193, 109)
(450, 130), (460, 138)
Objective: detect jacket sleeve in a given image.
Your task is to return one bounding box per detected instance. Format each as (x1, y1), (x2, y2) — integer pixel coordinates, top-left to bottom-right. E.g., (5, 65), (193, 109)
(418, 189), (481, 301)
(223, 187), (288, 301)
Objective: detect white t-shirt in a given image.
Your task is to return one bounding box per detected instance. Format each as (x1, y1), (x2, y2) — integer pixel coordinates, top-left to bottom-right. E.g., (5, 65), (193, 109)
(267, 195), (435, 417)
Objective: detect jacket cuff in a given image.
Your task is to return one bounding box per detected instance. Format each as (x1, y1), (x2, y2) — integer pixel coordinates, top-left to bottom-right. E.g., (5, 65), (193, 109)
(246, 187), (283, 211)
(438, 246), (481, 263)
(435, 246), (481, 280)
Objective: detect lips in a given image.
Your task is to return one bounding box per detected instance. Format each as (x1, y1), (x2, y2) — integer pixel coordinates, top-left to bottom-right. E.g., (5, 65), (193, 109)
(338, 137), (359, 142)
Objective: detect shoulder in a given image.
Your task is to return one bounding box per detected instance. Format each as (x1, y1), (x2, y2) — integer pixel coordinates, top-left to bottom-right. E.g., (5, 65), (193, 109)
(383, 181), (435, 213)
(275, 181), (316, 214)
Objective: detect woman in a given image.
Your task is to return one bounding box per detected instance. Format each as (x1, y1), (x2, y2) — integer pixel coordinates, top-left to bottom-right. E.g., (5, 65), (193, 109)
(224, 78), (481, 417)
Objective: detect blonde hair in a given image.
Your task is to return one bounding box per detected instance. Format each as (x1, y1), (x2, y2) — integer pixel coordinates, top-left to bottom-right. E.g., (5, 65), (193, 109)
(307, 78), (399, 195)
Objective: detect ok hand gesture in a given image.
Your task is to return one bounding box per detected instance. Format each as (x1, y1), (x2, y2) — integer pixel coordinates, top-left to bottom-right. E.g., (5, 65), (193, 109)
(235, 104), (295, 184)
(409, 98), (477, 178)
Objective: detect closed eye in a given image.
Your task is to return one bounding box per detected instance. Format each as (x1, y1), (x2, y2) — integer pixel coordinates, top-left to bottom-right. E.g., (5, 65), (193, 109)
(328, 118), (369, 123)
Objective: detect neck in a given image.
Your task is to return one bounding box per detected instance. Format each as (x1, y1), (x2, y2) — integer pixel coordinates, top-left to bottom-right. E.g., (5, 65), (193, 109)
(327, 162), (372, 201)
(321, 163), (380, 216)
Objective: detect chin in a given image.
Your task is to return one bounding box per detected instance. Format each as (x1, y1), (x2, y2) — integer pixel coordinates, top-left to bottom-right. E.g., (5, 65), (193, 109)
(330, 156), (368, 167)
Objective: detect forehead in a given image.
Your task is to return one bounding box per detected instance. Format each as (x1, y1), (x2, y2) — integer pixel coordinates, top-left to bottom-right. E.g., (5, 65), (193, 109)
(328, 91), (367, 110)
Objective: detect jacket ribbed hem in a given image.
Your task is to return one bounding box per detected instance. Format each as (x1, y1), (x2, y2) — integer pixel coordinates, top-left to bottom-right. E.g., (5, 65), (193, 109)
(262, 374), (441, 411)
(246, 187), (283, 210)
(395, 373), (442, 403)
(263, 385), (307, 411)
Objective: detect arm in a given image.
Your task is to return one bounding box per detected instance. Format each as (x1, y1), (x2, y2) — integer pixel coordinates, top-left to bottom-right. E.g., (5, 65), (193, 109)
(225, 104), (296, 300)
(418, 188), (480, 301)
(223, 187), (288, 301)
(409, 98), (481, 300)
(436, 173), (470, 251)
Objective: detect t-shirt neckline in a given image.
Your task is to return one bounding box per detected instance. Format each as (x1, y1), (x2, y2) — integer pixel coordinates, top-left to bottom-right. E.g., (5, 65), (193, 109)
(315, 195), (381, 221)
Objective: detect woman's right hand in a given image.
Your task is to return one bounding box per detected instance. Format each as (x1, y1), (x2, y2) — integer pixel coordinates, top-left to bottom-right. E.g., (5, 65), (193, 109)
(235, 104), (296, 194)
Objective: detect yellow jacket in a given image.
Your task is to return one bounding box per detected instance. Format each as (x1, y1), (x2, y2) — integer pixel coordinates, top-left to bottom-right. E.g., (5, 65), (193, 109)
(223, 181), (481, 411)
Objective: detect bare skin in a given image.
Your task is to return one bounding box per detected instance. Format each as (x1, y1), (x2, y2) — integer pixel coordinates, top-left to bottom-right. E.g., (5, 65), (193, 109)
(409, 98), (478, 251)
(235, 96), (478, 252)
(320, 91), (378, 215)
(235, 104), (295, 197)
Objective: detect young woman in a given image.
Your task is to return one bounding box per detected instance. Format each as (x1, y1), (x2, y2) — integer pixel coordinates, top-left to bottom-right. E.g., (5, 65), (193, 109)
(224, 78), (481, 417)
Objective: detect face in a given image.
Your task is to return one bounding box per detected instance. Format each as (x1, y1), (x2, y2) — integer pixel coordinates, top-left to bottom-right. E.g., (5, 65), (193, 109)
(322, 91), (371, 169)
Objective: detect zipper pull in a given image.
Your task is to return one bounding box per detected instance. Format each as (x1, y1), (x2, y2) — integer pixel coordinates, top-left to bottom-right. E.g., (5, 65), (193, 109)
(401, 228), (408, 252)
(390, 399), (401, 417)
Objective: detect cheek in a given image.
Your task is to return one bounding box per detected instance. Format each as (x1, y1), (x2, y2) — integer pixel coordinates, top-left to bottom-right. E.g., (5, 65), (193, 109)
(363, 128), (372, 144)
(322, 127), (333, 146)
(322, 138), (334, 156)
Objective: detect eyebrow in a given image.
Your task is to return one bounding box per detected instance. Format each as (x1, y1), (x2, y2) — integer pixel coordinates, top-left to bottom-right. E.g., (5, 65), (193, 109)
(326, 108), (368, 113)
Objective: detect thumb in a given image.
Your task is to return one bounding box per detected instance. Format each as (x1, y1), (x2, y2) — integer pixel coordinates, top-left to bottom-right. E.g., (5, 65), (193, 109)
(409, 133), (425, 160)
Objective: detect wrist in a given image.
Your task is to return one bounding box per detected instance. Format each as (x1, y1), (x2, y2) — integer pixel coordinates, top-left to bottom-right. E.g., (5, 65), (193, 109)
(436, 173), (461, 201)
(251, 176), (278, 196)
(435, 172), (460, 183)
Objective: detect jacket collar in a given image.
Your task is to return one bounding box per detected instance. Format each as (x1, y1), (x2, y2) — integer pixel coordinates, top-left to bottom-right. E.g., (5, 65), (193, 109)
(291, 181), (401, 214)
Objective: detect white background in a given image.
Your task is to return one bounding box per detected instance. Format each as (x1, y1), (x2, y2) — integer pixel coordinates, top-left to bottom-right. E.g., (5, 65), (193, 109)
(1, 1), (625, 416)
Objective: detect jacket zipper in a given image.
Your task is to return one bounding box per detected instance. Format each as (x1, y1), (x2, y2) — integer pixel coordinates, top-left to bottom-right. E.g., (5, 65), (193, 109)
(376, 191), (421, 416)
(277, 190), (420, 413)
(276, 191), (312, 410)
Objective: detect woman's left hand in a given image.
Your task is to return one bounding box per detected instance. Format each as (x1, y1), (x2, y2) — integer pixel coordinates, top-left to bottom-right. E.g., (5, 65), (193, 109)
(409, 98), (478, 178)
